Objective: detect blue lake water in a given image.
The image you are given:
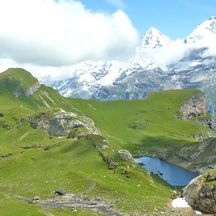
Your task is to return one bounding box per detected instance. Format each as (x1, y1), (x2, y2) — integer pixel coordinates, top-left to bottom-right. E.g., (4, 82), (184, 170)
(135, 156), (198, 186)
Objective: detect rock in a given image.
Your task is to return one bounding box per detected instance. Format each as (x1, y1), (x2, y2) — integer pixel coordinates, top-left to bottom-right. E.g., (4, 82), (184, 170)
(180, 93), (206, 120)
(176, 137), (216, 172)
(25, 82), (41, 96)
(107, 158), (118, 170)
(30, 110), (101, 138)
(2, 124), (11, 130)
(193, 134), (204, 141)
(118, 149), (133, 161)
(206, 173), (216, 182)
(13, 87), (21, 98)
(208, 164), (216, 170)
(120, 168), (128, 175)
(1, 152), (13, 158)
(183, 169), (216, 214)
(32, 196), (40, 203)
(102, 139), (110, 145)
(54, 189), (65, 196)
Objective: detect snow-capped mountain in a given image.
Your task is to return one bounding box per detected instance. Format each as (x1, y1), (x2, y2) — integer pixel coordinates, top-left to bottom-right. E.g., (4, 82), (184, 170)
(51, 60), (128, 98)
(49, 16), (216, 113)
(187, 16), (216, 43)
(139, 27), (172, 49)
(133, 27), (173, 69)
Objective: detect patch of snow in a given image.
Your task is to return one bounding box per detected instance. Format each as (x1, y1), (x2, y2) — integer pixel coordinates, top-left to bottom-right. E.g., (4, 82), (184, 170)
(172, 198), (190, 208)
(98, 61), (125, 86)
(195, 210), (202, 215)
(190, 74), (207, 83)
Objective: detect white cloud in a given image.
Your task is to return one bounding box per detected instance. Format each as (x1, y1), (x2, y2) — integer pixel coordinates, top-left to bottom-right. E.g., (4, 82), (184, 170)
(0, 0), (139, 66)
(106, 0), (126, 9)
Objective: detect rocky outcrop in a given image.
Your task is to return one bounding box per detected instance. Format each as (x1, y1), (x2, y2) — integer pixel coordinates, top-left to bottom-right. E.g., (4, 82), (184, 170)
(25, 82), (41, 96)
(141, 137), (216, 173)
(13, 86), (22, 98)
(30, 109), (100, 138)
(176, 138), (216, 173)
(183, 169), (216, 214)
(118, 149), (133, 161)
(180, 93), (206, 120)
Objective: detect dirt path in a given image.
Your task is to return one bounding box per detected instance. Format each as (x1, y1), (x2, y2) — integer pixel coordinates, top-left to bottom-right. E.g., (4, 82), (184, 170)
(17, 194), (215, 216)
(17, 194), (124, 216)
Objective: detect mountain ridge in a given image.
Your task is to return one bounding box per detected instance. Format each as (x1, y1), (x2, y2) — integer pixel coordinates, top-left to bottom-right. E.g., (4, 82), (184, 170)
(47, 16), (216, 115)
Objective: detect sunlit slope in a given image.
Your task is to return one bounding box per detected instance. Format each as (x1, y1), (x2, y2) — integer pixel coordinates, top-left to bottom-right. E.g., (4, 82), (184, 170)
(0, 68), (210, 215)
(70, 89), (206, 155)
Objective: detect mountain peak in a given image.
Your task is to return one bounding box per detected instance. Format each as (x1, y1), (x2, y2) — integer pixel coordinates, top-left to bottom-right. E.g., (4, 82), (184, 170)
(188, 16), (216, 41)
(146, 27), (161, 34)
(0, 68), (40, 97)
(209, 16), (216, 21)
(0, 68), (39, 87)
(141, 27), (172, 49)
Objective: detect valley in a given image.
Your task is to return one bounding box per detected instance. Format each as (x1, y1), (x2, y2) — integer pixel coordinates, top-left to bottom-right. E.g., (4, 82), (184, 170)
(0, 68), (215, 215)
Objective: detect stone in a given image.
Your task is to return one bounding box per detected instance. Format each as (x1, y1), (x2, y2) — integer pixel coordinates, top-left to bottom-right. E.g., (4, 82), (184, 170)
(121, 168), (128, 175)
(107, 159), (118, 170)
(54, 189), (65, 196)
(1, 152), (13, 158)
(25, 82), (41, 96)
(180, 93), (206, 120)
(206, 173), (216, 182)
(13, 87), (21, 98)
(183, 170), (216, 214)
(32, 196), (40, 203)
(2, 124), (11, 130)
(30, 110), (101, 138)
(118, 149), (133, 161)
(208, 164), (216, 169)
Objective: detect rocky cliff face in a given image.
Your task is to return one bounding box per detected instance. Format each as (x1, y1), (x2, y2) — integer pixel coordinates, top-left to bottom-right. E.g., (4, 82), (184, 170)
(183, 169), (216, 214)
(180, 93), (206, 120)
(146, 93), (216, 173)
(177, 138), (216, 173)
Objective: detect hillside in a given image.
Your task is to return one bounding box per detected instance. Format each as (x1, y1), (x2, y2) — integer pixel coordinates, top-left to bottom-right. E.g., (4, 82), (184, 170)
(0, 68), (215, 216)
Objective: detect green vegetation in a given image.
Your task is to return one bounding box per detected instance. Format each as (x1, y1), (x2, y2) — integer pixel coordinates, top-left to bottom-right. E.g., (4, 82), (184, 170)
(70, 89), (207, 157)
(0, 69), (211, 215)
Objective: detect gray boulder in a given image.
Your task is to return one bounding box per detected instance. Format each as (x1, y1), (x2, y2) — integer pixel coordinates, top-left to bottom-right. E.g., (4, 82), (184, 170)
(30, 109), (100, 138)
(183, 169), (216, 214)
(118, 149), (133, 161)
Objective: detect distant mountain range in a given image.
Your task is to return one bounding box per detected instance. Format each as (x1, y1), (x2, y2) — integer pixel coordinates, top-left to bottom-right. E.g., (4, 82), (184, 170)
(48, 16), (216, 114)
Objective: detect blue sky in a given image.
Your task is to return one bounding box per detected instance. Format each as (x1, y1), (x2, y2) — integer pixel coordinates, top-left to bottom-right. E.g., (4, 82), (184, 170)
(81, 0), (216, 39)
(1, 0), (216, 73)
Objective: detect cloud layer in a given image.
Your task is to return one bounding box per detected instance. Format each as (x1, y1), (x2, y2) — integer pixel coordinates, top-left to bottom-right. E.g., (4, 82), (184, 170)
(0, 0), (139, 66)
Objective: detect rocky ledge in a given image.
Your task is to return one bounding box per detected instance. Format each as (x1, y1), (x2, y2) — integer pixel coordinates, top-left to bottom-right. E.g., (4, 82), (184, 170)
(183, 169), (216, 214)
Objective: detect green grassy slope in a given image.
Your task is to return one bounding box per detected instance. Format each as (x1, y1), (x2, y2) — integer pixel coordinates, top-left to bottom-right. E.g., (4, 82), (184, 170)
(70, 90), (207, 157)
(0, 68), (38, 88)
(0, 69), (211, 215)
